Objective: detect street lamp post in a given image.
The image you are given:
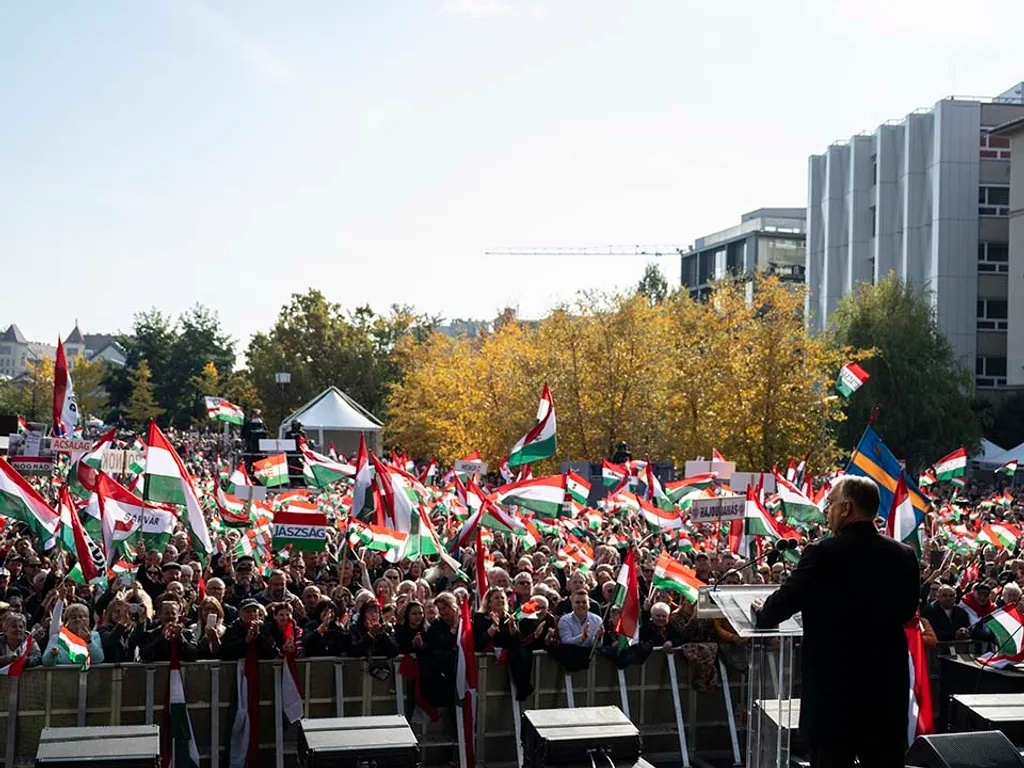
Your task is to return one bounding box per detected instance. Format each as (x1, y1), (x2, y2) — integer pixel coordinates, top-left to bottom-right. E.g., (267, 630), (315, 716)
(274, 372), (291, 432)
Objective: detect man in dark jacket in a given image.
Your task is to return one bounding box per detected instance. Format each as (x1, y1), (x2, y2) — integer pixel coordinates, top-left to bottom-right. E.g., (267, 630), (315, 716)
(755, 475), (919, 767)
(921, 584), (971, 643)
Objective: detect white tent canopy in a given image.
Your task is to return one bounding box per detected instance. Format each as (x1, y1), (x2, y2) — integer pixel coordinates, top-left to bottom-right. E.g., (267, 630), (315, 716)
(977, 439), (1024, 470)
(279, 386), (383, 457)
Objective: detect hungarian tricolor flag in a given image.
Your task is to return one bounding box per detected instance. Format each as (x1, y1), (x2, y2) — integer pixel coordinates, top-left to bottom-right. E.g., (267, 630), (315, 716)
(142, 422), (214, 563)
(164, 642), (201, 768)
(216, 485), (251, 527)
(58, 626), (90, 670)
(272, 510), (328, 552)
(933, 447), (967, 481)
(455, 597), (479, 768)
(371, 454), (428, 534)
(905, 618), (934, 744)
(601, 460), (627, 489)
(351, 433), (375, 522)
(665, 472), (717, 503)
(652, 552), (702, 604)
(494, 474), (567, 519)
(612, 548), (640, 647)
(0, 456), (60, 543)
(252, 453), (289, 487)
(0, 641), (30, 677)
(978, 522), (1021, 551)
(281, 620), (303, 724)
(204, 396), (244, 426)
(298, 436), (354, 487)
(68, 427), (117, 500)
(712, 448), (727, 462)
(835, 362), (869, 398)
(773, 470), (826, 524)
(57, 486), (105, 585)
(508, 383), (557, 467)
(997, 459), (1018, 479)
(227, 640), (261, 767)
(52, 337), (79, 437)
(977, 605), (1024, 668)
(225, 462), (254, 496)
(638, 495), (682, 531)
(885, 473), (922, 557)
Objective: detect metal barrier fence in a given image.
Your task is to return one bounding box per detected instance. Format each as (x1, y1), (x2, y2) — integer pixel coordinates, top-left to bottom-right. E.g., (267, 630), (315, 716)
(0, 648), (751, 768)
(0, 646), (948, 768)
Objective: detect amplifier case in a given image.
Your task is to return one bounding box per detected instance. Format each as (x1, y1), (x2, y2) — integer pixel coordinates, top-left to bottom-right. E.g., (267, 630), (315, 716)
(298, 715), (419, 768)
(522, 707), (641, 768)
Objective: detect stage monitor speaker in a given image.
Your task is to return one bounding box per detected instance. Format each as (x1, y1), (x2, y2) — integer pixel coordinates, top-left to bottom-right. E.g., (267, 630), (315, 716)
(35, 725), (160, 767)
(297, 715), (419, 768)
(522, 706), (641, 768)
(950, 694), (1024, 747)
(905, 730), (1024, 768)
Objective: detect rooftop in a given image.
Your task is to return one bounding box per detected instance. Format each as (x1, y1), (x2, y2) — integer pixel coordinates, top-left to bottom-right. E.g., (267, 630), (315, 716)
(0, 324), (27, 344)
(688, 208), (807, 252)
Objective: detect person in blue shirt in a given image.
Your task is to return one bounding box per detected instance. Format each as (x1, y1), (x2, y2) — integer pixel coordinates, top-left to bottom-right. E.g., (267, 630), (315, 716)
(557, 590), (603, 648)
(43, 603), (104, 667)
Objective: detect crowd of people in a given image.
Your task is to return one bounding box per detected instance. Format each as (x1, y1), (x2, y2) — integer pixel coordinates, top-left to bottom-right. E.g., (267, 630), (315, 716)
(0, 426), (1019, 715)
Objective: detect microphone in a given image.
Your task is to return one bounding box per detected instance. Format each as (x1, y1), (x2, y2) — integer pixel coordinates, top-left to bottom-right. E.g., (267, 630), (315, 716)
(714, 538), (798, 589)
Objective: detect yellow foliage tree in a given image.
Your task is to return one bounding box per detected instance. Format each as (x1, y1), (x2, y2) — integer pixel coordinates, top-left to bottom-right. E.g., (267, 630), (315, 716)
(386, 276), (862, 473)
(70, 354), (108, 421)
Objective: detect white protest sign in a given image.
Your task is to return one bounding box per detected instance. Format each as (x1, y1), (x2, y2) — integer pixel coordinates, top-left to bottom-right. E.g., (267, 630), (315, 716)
(9, 456), (53, 475)
(729, 472), (777, 495)
(685, 460), (735, 479)
(454, 459), (488, 476)
(23, 433), (43, 457)
(101, 450), (146, 474)
(259, 439), (296, 452)
(690, 495), (746, 522)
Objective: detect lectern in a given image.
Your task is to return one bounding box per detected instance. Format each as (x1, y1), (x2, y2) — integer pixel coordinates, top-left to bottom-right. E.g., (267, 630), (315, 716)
(697, 585), (803, 768)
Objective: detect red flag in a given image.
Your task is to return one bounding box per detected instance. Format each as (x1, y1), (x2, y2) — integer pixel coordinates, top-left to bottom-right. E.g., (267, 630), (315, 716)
(455, 597), (478, 768)
(905, 618), (934, 743)
(475, 526), (487, 613)
(0, 641), (30, 677)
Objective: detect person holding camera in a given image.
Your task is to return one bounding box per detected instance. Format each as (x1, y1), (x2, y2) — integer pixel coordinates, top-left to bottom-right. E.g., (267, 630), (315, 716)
(98, 593), (145, 663)
(138, 596), (199, 663)
(186, 596), (227, 659)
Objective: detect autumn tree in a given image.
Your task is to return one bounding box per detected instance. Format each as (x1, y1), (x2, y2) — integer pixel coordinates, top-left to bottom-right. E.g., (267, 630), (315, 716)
(70, 354), (108, 421)
(636, 262), (669, 305)
(386, 276), (854, 471)
(124, 360), (164, 428)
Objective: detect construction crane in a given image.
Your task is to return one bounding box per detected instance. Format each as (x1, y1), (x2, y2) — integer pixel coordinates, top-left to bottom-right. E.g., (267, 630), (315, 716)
(484, 245), (689, 257)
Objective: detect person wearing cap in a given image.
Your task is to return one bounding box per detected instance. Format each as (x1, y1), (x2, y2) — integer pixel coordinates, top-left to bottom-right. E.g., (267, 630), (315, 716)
(138, 595), (198, 663)
(224, 556), (260, 609)
(220, 599), (276, 660)
(0, 567), (17, 602)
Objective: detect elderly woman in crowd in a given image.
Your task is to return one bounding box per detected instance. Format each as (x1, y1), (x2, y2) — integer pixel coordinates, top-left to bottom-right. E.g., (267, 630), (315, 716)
(43, 603), (104, 666)
(0, 612), (41, 669)
(99, 593), (143, 663)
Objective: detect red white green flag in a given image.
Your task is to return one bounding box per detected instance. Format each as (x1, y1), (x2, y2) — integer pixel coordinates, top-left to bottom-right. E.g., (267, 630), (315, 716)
(252, 454), (289, 487)
(0, 457), (60, 543)
(494, 474), (567, 519)
(836, 362), (869, 398)
(508, 383), (557, 467)
(298, 436), (354, 487)
(272, 510), (328, 552)
(978, 522), (1021, 550)
(652, 552), (702, 603)
(997, 459), (1018, 479)
(977, 605), (1024, 668)
(773, 470), (826, 524)
(58, 626), (90, 670)
(933, 447), (967, 481)
(204, 396), (244, 426)
(611, 548), (640, 646)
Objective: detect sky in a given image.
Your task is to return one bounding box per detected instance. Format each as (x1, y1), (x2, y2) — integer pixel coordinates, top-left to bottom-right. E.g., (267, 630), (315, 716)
(1, 0), (1021, 353)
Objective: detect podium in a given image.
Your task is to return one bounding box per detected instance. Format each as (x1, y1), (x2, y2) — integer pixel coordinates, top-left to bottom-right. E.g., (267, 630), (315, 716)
(699, 585), (802, 768)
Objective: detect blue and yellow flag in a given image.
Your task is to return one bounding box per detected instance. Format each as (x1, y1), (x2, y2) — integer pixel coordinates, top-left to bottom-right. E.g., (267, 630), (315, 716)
(846, 427), (930, 521)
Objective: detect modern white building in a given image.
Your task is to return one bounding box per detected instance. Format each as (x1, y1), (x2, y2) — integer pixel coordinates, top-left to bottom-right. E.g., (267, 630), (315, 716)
(806, 83), (1024, 392)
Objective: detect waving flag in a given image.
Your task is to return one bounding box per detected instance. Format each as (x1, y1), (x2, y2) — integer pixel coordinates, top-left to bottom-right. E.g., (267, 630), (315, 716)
(836, 362), (869, 398)
(494, 474), (566, 519)
(57, 486), (104, 585)
(58, 627), (90, 671)
(0, 642), (30, 677)
(164, 643), (201, 768)
(252, 454), (289, 487)
(52, 338), (79, 437)
(652, 552), (702, 603)
(774, 470), (826, 524)
(351, 433), (375, 521)
(204, 397), (244, 426)
(371, 454), (427, 533)
(905, 618), (934, 743)
(611, 548), (640, 647)
(977, 605), (1024, 668)
(225, 463), (253, 497)
(884, 473), (922, 557)
(996, 459), (1018, 479)
(933, 448), (967, 481)
(847, 427), (929, 521)
(0, 457), (60, 542)
(508, 383), (557, 467)
(298, 436), (354, 487)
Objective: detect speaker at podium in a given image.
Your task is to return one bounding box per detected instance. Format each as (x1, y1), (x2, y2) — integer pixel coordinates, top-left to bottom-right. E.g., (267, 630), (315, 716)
(698, 584), (803, 768)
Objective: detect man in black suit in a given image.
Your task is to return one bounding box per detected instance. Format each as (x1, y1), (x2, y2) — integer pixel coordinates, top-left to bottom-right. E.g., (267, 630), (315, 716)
(921, 584), (971, 643)
(754, 475), (920, 768)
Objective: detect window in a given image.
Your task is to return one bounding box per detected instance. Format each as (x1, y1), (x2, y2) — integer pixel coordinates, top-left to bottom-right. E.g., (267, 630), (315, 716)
(978, 298), (1009, 330)
(980, 185), (1011, 216)
(0, 345), (9, 356)
(870, 205), (876, 237)
(978, 242), (1010, 273)
(871, 154), (877, 185)
(980, 132), (1012, 160)
(977, 356), (1008, 388)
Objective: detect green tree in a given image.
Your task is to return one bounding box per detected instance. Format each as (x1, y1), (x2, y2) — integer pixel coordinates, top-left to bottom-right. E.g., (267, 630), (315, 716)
(246, 290), (435, 432)
(636, 262), (669, 305)
(222, 370), (264, 414)
(124, 360), (164, 428)
(70, 354), (109, 421)
(829, 272), (982, 470)
(104, 309), (175, 425)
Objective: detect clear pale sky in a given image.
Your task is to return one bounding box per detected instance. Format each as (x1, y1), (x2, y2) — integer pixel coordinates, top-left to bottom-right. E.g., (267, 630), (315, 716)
(1, 0), (1020, 351)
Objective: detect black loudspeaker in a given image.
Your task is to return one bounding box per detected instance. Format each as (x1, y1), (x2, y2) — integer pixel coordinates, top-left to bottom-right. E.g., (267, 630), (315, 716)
(905, 730), (1024, 767)
(297, 715), (419, 768)
(522, 706), (641, 768)
(950, 694), (1024, 747)
(35, 725), (160, 767)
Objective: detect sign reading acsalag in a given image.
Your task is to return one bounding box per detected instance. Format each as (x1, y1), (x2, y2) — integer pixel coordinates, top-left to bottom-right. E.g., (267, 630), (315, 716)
(272, 511), (328, 552)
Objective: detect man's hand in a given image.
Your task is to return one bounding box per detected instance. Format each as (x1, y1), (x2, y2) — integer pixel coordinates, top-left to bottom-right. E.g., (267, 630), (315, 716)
(412, 634), (423, 649)
(581, 622), (590, 642)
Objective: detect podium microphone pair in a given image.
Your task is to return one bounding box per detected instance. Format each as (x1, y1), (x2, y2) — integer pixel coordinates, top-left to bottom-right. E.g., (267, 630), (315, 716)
(714, 538), (799, 589)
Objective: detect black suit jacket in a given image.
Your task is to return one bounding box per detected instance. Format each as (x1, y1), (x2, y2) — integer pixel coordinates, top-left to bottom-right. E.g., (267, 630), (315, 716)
(920, 601), (970, 643)
(756, 520), (919, 747)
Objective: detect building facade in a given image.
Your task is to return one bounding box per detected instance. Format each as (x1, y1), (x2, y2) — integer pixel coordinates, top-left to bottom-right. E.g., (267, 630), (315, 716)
(806, 83), (1024, 392)
(0, 324), (124, 380)
(679, 208), (806, 299)
(991, 115), (1024, 389)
